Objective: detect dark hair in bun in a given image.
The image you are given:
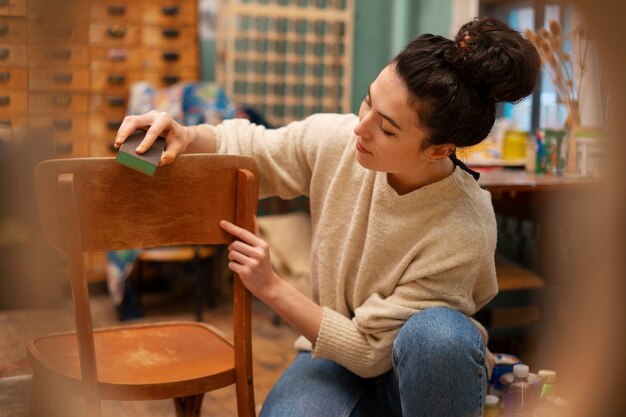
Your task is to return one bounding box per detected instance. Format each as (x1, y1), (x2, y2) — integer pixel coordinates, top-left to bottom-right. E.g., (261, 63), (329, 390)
(391, 17), (541, 148)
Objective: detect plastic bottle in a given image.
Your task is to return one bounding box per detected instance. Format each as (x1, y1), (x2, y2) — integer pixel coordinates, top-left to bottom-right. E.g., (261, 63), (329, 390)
(484, 394), (502, 417)
(503, 364), (535, 417)
(538, 370), (556, 399)
(533, 370), (558, 417)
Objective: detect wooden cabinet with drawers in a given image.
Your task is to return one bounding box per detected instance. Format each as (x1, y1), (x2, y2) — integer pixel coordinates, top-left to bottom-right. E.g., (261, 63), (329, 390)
(88, 0), (199, 158)
(0, 0), (27, 143)
(1, 0), (200, 281)
(1, 0), (199, 152)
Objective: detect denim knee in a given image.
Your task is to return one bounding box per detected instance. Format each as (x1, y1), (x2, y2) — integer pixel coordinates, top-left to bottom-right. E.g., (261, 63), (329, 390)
(392, 307), (485, 370)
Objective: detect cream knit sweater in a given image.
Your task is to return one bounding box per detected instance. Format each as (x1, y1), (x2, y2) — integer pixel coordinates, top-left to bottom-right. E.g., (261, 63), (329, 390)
(211, 113), (498, 378)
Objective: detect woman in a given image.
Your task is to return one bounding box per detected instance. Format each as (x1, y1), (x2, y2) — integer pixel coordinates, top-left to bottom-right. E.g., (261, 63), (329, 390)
(115, 17), (540, 417)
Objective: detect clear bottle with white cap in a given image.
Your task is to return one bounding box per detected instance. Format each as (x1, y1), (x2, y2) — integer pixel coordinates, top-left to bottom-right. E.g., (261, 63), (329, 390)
(537, 370), (557, 399)
(484, 394), (502, 417)
(533, 370), (558, 416)
(503, 364), (536, 417)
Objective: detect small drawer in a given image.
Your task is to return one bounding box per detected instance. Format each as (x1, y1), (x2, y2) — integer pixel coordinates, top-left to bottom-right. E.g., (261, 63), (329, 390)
(89, 139), (118, 157)
(29, 92), (89, 114)
(142, 46), (198, 70)
(90, 46), (143, 70)
(90, 94), (128, 113)
(142, 0), (196, 25)
(53, 134), (89, 157)
(141, 25), (195, 47)
(29, 68), (90, 91)
(29, 45), (90, 67)
(142, 68), (198, 87)
(29, 115), (88, 136)
(0, 44), (27, 67)
(29, 0), (88, 22)
(89, 23), (140, 46)
(0, 115), (27, 130)
(88, 114), (126, 141)
(90, 70), (147, 92)
(0, 91), (26, 114)
(29, 21), (89, 44)
(0, 67), (27, 88)
(90, 1), (142, 23)
(0, 16), (27, 43)
(0, 0), (27, 17)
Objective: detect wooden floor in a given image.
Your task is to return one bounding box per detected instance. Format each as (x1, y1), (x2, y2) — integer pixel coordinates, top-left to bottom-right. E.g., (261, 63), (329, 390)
(0, 290), (299, 417)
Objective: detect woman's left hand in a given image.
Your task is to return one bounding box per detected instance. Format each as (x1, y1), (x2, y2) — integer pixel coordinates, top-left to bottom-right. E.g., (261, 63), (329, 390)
(219, 217), (279, 299)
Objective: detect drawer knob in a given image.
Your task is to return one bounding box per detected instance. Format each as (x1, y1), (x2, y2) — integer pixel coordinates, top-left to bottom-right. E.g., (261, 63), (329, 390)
(107, 74), (126, 85)
(53, 119), (73, 131)
(52, 95), (72, 107)
(108, 49), (128, 62)
(0, 96), (10, 106)
(162, 75), (179, 85)
(107, 120), (123, 130)
(162, 6), (179, 16)
(107, 97), (126, 107)
(0, 49), (9, 60)
(107, 27), (127, 39)
(0, 71), (10, 83)
(162, 51), (179, 62)
(52, 73), (73, 84)
(107, 5), (126, 15)
(56, 142), (74, 155)
(48, 49), (72, 61)
(0, 24), (8, 36)
(162, 28), (180, 39)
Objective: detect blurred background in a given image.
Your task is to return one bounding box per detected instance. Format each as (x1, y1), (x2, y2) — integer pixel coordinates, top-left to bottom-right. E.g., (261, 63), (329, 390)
(0, 0), (624, 416)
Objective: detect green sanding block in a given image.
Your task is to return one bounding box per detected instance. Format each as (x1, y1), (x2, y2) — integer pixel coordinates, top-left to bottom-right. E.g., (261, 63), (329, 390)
(116, 130), (166, 176)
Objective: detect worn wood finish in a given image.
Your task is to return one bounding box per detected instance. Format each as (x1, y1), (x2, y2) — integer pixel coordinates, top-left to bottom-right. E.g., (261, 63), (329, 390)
(233, 169), (256, 417)
(30, 155), (259, 416)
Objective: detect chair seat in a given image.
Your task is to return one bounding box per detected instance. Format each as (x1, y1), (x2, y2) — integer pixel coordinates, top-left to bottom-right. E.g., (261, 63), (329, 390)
(27, 321), (236, 401)
(138, 246), (218, 262)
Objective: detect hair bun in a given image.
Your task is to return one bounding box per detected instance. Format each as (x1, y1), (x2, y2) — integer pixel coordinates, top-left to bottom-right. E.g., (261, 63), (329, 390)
(443, 17), (541, 103)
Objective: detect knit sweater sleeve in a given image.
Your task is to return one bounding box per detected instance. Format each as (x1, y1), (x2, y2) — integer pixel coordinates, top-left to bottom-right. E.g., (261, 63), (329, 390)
(209, 113), (354, 199)
(313, 237), (496, 378)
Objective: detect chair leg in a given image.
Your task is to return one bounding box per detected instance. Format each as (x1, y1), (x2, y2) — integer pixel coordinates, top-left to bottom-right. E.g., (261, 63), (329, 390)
(174, 394), (204, 417)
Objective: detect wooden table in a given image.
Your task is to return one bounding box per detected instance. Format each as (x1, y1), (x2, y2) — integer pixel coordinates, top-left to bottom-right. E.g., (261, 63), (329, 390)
(477, 169), (598, 194)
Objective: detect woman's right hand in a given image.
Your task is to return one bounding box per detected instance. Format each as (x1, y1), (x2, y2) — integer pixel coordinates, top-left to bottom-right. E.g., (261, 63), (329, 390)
(113, 110), (190, 166)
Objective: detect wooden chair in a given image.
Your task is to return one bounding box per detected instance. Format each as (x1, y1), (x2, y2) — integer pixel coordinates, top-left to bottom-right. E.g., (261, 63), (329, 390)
(29, 154), (259, 417)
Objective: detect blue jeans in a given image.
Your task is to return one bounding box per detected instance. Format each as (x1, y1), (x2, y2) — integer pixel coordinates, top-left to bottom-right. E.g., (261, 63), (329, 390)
(259, 307), (487, 417)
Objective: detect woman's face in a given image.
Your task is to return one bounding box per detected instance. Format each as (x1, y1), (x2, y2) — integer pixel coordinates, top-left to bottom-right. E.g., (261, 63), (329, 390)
(354, 65), (442, 175)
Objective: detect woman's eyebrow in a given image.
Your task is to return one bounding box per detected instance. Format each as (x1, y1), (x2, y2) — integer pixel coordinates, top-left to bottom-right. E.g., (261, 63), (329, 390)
(368, 84), (402, 131)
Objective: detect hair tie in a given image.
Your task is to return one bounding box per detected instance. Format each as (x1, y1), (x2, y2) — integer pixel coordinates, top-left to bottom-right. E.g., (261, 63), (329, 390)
(459, 34), (471, 49)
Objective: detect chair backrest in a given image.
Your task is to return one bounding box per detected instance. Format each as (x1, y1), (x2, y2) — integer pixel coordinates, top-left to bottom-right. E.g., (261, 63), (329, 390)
(34, 154), (258, 411)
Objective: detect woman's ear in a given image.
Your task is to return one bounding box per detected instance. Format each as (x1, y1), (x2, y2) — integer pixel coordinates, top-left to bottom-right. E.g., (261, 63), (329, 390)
(426, 144), (455, 161)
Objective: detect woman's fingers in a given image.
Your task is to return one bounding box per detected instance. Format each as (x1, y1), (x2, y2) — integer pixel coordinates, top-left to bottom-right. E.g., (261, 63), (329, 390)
(136, 115), (172, 154)
(160, 137), (184, 165)
(228, 249), (256, 266)
(229, 240), (259, 258)
(114, 110), (179, 156)
(114, 111), (158, 148)
(220, 220), (263, 246)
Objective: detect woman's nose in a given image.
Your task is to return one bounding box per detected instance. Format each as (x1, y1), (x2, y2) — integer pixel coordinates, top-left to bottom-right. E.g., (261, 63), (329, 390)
(354, 118), (371, 140)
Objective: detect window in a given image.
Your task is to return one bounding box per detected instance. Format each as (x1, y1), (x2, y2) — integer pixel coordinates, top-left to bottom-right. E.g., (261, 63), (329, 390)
(481, 1), (573, 133)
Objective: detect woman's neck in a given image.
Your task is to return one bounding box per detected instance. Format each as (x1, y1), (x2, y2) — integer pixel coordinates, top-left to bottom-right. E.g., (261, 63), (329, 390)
(387, 157), (455, 195)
